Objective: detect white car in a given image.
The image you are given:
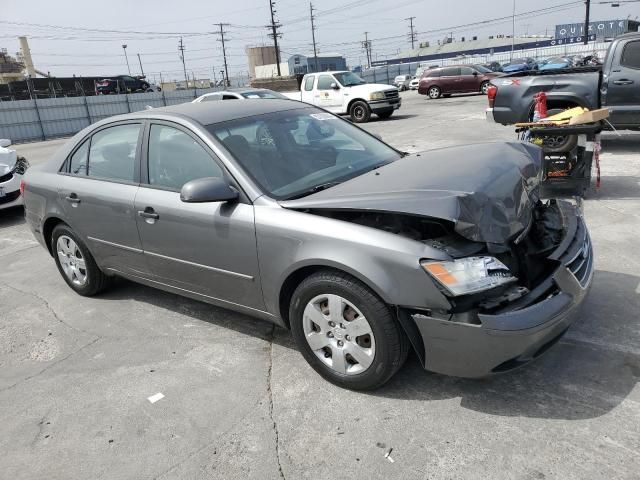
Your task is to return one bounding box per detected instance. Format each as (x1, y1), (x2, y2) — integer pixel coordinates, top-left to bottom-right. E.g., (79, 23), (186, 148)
(0, 139), (28, 210)
(394, 74), (412, 91)
(193, 88), (288, 102)
(409, 77), (420, 90)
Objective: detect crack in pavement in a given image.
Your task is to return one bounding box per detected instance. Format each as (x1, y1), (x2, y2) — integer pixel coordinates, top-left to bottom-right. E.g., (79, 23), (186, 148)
(0, 337), (102, 393)
(0, 281), (94, 336)
(268, 324), (286, 479)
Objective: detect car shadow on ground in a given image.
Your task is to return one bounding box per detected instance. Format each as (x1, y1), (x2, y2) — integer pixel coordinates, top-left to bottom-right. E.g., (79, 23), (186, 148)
(600, 132), (640, 154)
(590, 175), (640, 200)
(368, 114), (418, 123)
(0, 206), (25, 229)
(101, 268), (639, 421)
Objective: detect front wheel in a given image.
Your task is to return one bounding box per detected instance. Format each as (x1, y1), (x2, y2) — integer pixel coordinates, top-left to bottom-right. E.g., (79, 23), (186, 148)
(51, 224), (111, 296)
(349, 100), (371, 123)
(290, 270), (410, 390)
(428, 86), (441, 99)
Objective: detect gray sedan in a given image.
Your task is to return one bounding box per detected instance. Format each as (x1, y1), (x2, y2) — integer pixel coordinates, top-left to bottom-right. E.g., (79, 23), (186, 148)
(23, 100), (593, 390)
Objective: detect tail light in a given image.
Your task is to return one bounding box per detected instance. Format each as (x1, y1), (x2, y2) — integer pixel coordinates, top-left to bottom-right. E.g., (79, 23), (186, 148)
(20, 178), (25, 196)
(487, 85), (497, 108)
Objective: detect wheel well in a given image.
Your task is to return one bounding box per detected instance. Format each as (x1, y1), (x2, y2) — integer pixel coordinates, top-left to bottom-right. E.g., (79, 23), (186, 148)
(42, 217), (66, 256)
(347, 98), (368, 113)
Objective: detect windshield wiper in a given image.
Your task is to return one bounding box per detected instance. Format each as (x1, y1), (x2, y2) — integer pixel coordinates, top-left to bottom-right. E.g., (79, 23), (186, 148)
(285, 182), (342, 200)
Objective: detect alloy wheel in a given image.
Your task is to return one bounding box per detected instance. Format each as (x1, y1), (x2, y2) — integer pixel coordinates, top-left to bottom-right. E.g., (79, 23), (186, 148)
(302, 294), (376, 375)
(56, 235), (88, 286)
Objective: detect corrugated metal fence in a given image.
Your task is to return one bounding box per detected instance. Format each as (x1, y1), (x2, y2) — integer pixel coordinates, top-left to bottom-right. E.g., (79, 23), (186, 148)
(0, 88), (218, 143)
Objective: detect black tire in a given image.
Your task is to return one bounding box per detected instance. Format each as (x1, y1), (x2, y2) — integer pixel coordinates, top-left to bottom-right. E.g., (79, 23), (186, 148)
(537, 108), (579, 153)
(51, 224), (111, 296)
(480, 81), (490, 94)
(289, 270), (410, 390)
(427, 86), (441, 99)
(376, 109), (394, 120)
(349, 100), (371, 123)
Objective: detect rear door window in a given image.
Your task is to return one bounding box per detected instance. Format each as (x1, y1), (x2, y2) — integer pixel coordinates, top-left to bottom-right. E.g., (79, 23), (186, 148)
(425, 70), (441, 78)
(441, 67), (461, 76)
(87, 124), (141, 182)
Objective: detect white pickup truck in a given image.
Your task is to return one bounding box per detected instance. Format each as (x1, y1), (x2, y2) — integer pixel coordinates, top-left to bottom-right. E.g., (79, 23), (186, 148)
(282, 71), (401, 123)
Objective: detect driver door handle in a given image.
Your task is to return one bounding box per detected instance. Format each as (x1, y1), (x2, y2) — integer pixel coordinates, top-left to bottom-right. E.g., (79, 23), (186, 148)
(65, 192), (80, 204)
(138, 207), (159, 221)
(613, 79), (634, 85)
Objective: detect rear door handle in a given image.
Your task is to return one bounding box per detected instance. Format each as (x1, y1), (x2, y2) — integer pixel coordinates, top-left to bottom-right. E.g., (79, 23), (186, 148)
(65, 193), (80, 205)
(613, 79), (634, 85)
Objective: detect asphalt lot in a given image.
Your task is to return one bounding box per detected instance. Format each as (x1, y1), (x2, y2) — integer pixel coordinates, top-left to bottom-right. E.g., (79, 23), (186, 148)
(2, 92), (640, 479)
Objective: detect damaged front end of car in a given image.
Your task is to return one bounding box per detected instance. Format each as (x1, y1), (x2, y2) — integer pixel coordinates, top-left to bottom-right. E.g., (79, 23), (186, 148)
(281, 142), (593, 377)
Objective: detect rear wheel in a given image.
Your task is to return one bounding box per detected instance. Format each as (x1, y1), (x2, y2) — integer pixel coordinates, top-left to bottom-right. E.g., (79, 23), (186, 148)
(428, 86), (441, 99)
(537, 108), (579, 153)
(349, 100), (371, 123)
(481, 81), (490, 94)
(290, 270), (409, 390)
(51, 224), (111, 296)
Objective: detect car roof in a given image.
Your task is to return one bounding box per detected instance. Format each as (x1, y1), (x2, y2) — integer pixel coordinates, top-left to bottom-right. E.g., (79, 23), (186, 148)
(123, 99), (305, 125)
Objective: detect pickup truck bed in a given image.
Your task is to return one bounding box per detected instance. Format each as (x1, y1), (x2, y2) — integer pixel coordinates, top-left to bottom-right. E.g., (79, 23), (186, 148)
(487, 33), (640, 130)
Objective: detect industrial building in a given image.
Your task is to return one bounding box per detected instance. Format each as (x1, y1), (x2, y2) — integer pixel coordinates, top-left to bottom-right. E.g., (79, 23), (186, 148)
(246, 45), (279, 79)
(288, 53), (348, 75)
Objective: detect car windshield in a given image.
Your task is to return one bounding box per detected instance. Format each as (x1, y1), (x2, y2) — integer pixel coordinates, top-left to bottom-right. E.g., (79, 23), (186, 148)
(546, 57), (568, 64)
(333, 72), (367, 87)
(240, 90), (287, 99)
(509, 59), (527, 65)
(207, 107), (401, 200)
(472, 65), (492, 73)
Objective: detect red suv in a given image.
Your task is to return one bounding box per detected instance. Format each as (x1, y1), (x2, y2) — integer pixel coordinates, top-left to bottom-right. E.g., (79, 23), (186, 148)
(418, 65), (503, 99)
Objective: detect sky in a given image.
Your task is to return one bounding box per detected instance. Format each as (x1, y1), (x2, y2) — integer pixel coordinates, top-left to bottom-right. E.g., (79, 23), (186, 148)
(1, 0), (639, 82)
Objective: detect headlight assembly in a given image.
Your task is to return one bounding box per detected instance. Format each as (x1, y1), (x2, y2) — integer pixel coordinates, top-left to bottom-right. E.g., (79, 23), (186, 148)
(369, 91), (386, 101)
(421, 256), (516, 296)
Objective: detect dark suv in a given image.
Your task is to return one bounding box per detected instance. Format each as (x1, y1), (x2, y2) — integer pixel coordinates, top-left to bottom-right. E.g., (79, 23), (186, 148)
(418, 65), (503, 99)
(95, 75), (151, 94)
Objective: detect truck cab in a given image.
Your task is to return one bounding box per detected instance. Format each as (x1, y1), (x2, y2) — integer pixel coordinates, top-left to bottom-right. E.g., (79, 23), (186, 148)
(284, 71), (401, 123)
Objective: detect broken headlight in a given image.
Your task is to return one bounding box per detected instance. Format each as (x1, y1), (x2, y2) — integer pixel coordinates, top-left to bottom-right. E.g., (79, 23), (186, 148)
(421, 257), (516, 296)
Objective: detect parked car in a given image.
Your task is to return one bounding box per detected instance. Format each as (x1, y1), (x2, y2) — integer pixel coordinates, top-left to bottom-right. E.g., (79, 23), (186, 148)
(483, 61), (503, 72)
(95, 75), (152, 94)
(501, 58), (537, 73)
(23, 100), (593, 390)
(282, 71), (401, 123)
(418, 65), (503, 99)
(394, 74), (412, 91)
(409, 76), (420, 90)
(538, 57), (573, 71)
(487, 32), (640, 130)
(0, 139), (29, 211)
(193, 88), (288, 102)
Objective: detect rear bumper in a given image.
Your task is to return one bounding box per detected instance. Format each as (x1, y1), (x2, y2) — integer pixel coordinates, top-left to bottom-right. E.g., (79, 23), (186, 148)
(403, 213), (594, 378)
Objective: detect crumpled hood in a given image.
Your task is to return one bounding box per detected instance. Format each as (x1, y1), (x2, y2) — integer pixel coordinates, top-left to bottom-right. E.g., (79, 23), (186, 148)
(280, 142), (543, 244)
(0, 146), (18, 175)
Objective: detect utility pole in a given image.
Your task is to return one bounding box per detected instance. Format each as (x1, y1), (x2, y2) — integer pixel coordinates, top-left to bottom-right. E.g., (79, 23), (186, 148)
(137, 53), (145, 77)
(267, 1), (282, 76)
(178, 37), (188, 87)
(362, 32), (372, 68)
(122, 44), (131, 75)
(310, 2), (319, 73)
(406, 16), (417, 49)
(215, 23), (230, 87)
(510, 0), (516, 62)
(583, 0), (591, 44)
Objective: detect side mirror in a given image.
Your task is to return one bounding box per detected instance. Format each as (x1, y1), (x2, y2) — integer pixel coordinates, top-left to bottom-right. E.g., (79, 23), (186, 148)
(330, 82), (340, 90)
(473, 71), (478, 76)
(0, 139), (11, 148)
(180, 177), (239, 203)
